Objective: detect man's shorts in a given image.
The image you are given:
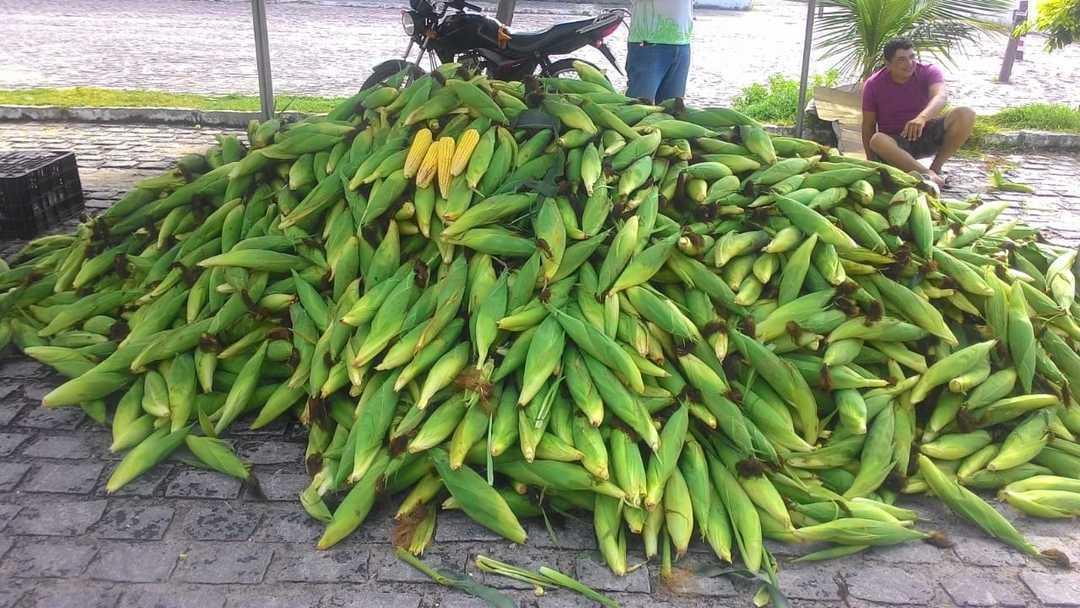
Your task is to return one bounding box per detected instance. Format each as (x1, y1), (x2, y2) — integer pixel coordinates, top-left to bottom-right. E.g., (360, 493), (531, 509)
(888, 117), (947, 159)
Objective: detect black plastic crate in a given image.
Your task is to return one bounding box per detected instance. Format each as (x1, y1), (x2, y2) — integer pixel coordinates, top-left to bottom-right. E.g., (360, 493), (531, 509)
(0, 151), (84, 239)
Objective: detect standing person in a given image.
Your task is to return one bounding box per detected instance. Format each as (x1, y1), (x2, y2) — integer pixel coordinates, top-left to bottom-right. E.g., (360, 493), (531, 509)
(861, 37), (976, 188)
(625, 0), (693, 103)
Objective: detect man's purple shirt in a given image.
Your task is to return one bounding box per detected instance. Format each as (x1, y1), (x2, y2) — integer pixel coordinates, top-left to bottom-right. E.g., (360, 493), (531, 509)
(861, 62), (944, 136)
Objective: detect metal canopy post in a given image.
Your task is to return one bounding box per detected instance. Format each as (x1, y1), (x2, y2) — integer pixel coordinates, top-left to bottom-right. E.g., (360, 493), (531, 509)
(251, 0), (275, 120)
(496, 0), (517, 26)
(998, 0), (1029, 83)
(795, 0), (818, 138)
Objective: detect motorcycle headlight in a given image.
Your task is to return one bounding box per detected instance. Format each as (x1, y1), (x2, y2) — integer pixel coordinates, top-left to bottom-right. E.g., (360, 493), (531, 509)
(402, 11), (415, 36)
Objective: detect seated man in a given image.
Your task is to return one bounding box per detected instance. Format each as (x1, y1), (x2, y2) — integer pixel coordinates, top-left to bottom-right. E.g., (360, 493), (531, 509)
(861, 37), (976, 188)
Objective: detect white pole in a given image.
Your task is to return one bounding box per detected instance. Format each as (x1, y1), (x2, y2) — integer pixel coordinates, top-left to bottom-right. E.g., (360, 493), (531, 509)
(251, 0), (275, 120)
(795, 0), (818, 138)
(497, 0), (517, 26)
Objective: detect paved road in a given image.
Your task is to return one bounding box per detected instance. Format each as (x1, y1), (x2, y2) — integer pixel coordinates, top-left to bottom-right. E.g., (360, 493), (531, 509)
(0, 121), (1079, 607)
(1, 0), (1078, 113)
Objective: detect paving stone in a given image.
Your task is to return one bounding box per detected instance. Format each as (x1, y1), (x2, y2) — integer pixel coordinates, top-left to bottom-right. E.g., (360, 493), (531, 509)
(284, 423), (310, 442)
(251, 507), (323, 543)
(86, 542), (179, 582)
(0, 589), (24, 608)
(5, 539), (97, 577)
(763, 538), (813, 558)
(105, 464), (173, 497)
(0, 360), (48, 380)
(941, 571), (1031, 607)
(1002, 513), (1080, 540)
(0, 537), (13, 561)
(225, 588), (321, 608)
(21, 461), (104, 494)
(843, 565), (937, 604)
(21, 434), (97, 459)
(117, 587), (226, 608)
(952, 535), (1028, 567)
(181, 504), (260, 540)
(869, 539), (952, 564)
(172, 542), (274, 584)
(434, 510), (505, 543)
(256, 470), (309, 502)
(266, 546), (369, 583)
(165, 468), (241, 499)
(523, 516), (596, 550)
(20, 382), (53, 402)
(657, 554), (738, 597)
(23, 582), (121, 608)
(319, 591), (422, 608)
(0, 432), (31, 456)
(0, 462), (30, 491)
(94, 504), (175, 540)
(777, 563), (844, 601)
(347, 503), (396, 544)
(228, 416), (290, 437)
(575, 552), (651, 594)
(0, 503), (21, 531)
(1021, 572), (1080, 606)
(0, 384), (18, 401)
(16, 404), (84, 430)
(7, 498), (108, 536)
(435, 596), (495, 608)
(375, 549), (463, 584)
(237, 440), (305, 465)
(596, 593), (679, 608)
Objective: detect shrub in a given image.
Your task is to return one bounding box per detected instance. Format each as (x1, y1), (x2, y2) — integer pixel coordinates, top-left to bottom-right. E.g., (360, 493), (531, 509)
(732, 71), (840, 125)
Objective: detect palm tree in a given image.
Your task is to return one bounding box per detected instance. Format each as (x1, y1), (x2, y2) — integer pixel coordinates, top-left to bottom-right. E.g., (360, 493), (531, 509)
(815, 0), (1014, 81)
(1030, 0), (1080, 51)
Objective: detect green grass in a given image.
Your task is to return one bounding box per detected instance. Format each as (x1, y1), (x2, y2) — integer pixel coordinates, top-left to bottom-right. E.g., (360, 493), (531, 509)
(0, 87), (346, 114)
(982, 103), (1080, 133)
(965, 104), (1080, 150)
(731, 71), (840, 125)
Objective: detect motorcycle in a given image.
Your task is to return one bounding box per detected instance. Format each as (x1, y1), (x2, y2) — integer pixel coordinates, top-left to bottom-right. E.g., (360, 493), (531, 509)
(362, 0), (627, 90)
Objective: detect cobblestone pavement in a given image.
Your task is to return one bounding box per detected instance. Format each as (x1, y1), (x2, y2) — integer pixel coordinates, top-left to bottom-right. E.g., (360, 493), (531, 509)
(1, 121), (1080, 607)
(1, 0), (1078, 114)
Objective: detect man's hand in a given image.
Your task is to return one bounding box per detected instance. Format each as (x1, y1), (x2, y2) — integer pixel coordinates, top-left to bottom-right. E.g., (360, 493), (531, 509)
(901, 115), (927, 141)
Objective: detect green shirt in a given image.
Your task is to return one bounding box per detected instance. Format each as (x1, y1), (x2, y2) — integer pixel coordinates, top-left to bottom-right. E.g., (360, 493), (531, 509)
(628, 0), (693, 45)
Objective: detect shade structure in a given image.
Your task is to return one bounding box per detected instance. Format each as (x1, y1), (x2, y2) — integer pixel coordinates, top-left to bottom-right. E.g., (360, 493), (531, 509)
(251, 0), (275, 120)
(796, 0), (818, 138)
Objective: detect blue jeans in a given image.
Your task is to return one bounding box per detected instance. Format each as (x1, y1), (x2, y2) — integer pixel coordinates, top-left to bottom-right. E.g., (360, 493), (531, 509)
(625, 42), (691, 103)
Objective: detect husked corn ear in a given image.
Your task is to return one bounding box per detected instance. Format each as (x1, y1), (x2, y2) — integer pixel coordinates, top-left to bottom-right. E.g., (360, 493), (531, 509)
(436, 137), (455, 198)
(404, 128), (433, 178)
(450, 129), (480, 176)
(415, 140), (441, 188)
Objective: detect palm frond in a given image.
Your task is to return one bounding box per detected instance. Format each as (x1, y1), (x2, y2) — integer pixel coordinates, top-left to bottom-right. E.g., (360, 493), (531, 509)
(815, 0), (1013, 80)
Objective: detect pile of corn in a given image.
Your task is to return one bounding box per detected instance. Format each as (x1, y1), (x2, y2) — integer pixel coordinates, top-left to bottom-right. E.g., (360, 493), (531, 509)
(2, 63), (1079, 581)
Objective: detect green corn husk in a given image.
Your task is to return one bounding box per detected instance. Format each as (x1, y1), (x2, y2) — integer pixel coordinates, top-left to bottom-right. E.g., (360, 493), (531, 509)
(2, 75), (1078, 584)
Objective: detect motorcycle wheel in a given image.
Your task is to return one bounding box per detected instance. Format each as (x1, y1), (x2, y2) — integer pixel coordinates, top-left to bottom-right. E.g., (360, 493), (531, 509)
(543, 57), (604, 79)
(362, 60), (426, 91)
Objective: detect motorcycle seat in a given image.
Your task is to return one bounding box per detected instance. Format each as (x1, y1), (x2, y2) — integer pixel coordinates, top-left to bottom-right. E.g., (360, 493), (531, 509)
(503, 18), (597, 54)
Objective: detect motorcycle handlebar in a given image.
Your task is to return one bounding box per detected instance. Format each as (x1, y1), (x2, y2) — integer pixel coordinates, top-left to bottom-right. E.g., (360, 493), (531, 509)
(443, 0), (482, 11)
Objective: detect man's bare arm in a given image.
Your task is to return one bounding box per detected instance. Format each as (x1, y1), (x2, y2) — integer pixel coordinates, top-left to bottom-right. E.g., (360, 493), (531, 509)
(862, 111), (877, 159)
(901, 82), (948, 140)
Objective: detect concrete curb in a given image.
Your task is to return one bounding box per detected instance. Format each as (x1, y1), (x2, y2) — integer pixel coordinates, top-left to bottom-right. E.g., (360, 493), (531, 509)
(0, 105), (308, 128)
(3, 104), (1079, 151)
(981, 130), (1080, 151)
